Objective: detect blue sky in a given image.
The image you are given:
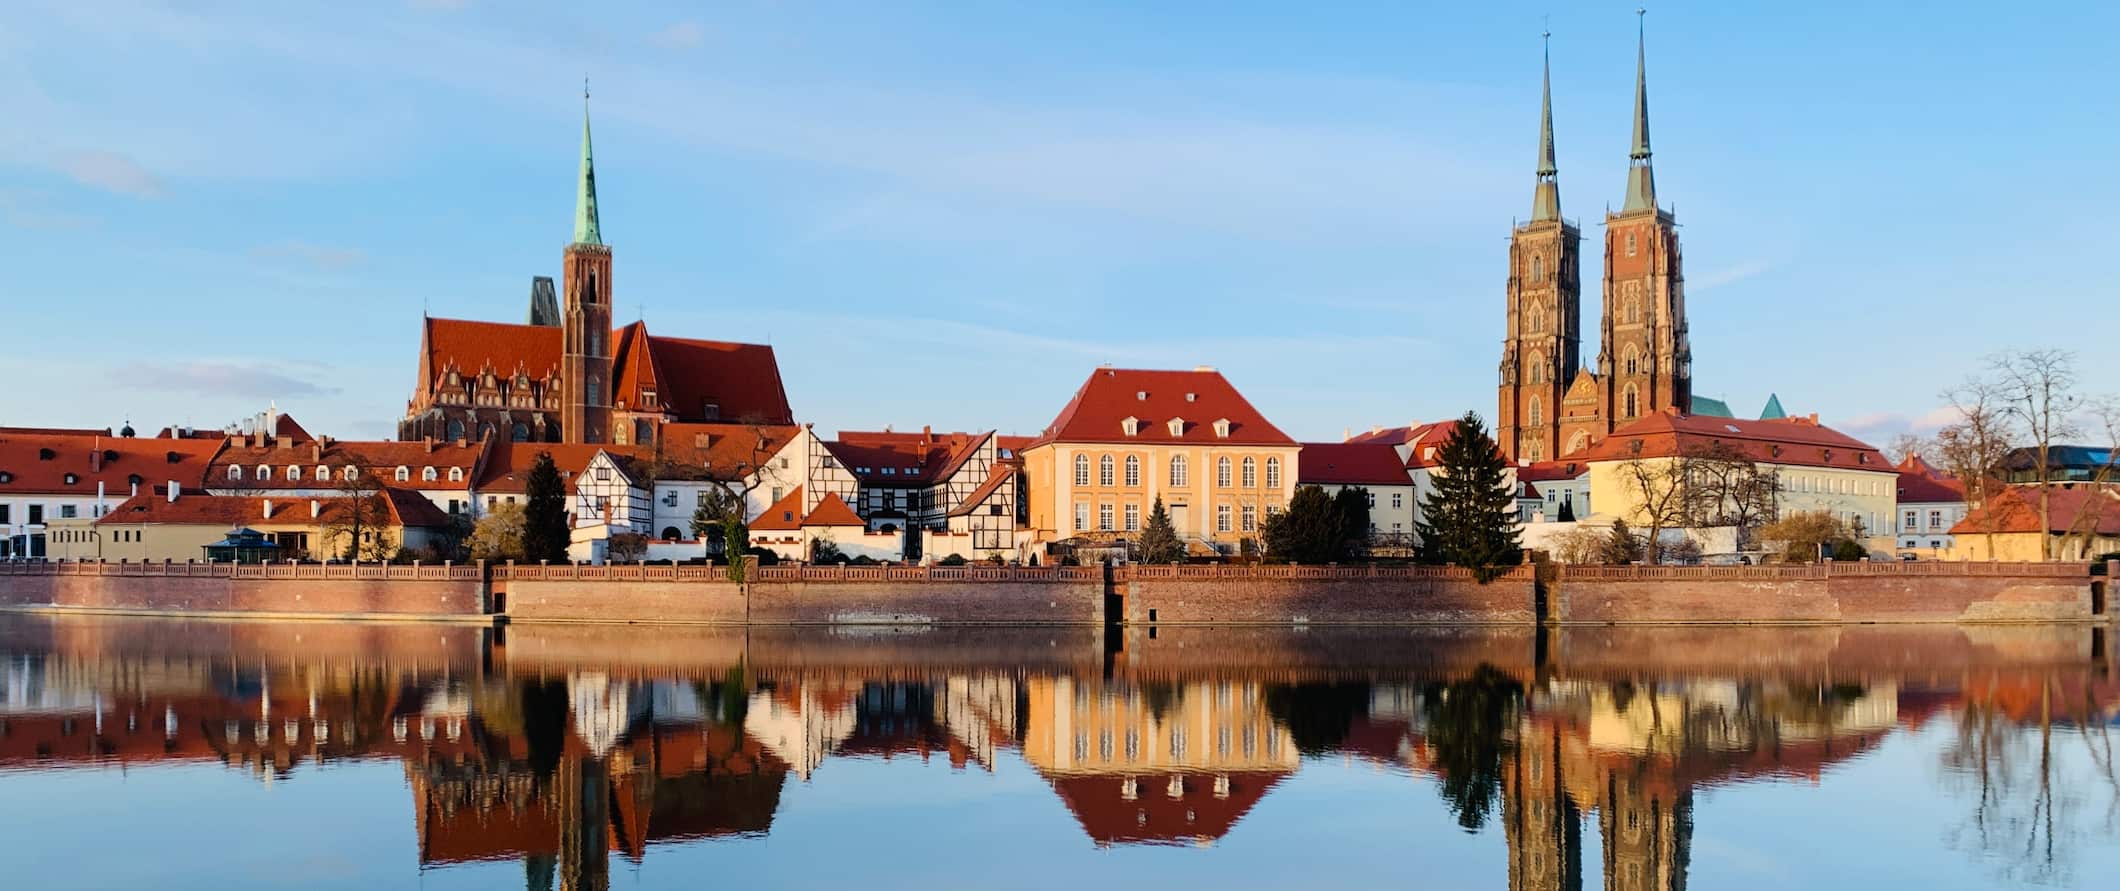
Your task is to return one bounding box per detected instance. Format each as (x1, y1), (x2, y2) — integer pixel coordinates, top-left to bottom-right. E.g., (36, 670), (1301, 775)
(2, 1), (2114, 443)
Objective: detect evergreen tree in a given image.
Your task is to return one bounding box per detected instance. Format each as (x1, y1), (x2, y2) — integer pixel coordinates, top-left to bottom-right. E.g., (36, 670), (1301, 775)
(1415, 412), (1523, 582)
(1331, 486), (1372, 560)
(521, 452), (571, 563)
(1138, 497), (1185, 564)
(1264, 485), (1343, 564)
(1600, 519), (1641, 564)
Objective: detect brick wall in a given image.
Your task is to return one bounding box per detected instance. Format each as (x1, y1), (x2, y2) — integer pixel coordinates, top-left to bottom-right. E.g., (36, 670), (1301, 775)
(503, 577), (1101, 625)
(0, 564), (483, 616)
(1121, 566), (1536, 625)
(1556, 563), (2094, 624)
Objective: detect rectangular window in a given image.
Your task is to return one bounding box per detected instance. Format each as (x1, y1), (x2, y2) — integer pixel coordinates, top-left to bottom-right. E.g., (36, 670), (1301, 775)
(1098, 503), (1114, 531)
(1241, 504), (1257, 532)
(1928, 510), (1942, 530)
(1391, 493), (1403, 510)
(1074, 501), (1090, 533)
(1904, 511), (1918, 532)
(59, 505), (77, 519)
(1124, 503), (1140, 531)
(1216, 503), (1232, 533)
(28, 505), (43, 525)
(772, 486), (785, 503)
(0, 505), (8, 523)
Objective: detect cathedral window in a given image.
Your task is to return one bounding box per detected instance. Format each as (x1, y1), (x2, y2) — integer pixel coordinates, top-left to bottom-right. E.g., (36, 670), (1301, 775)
(511, 423), (531, 443)
(1624, 345), (1641, 376)
(1528, 397), (1543, 426)
(634, 419), (652, 446)
(446, 419), (465, 441)
(479, 423), (495, 441)
(1529, 352), (1546, 384)
(1531, 255), (1544, 279)
(1623, 384), (1640, 419)
(1625, 232), (1638, 256)
(1625, 296), (1641, 325)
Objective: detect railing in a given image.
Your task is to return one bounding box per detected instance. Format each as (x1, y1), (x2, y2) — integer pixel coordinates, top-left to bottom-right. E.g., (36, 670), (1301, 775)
(1120, 564), (1533, 581)
(0, 560), (483, 580)
(756, 565), (1101, 583)
(1559, 561), (2092, 580)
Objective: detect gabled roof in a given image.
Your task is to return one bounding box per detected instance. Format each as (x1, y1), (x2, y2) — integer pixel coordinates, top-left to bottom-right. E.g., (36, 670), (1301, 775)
(211, 439), (487, 491)
(656, 422), (800, 482)
(1690, 395), (1734, 418)
(1297, 442), (1410, 486)
(947, 463), (1017, 517)
(1575, 411), (1888, 471)
(96, 490), (452, 529)
(1345, 420), (1462, 469)
(803, 493), (864, 528)
(1032, 368), (1293, 448)
(1895, 456), (1965, 505)
(750, 487), (808, 531)
(417, 318), (793, 426)
(474, 443), (612, 495)
(1516, 460), (1589, 483)
(825, 429), (992, 485)
(0, 430), (224, 497)
(1951, 485), (2120, 536)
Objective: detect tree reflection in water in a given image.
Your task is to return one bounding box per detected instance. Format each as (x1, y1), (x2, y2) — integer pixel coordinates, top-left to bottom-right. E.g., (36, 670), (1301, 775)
(1420, 665), (1525, 831)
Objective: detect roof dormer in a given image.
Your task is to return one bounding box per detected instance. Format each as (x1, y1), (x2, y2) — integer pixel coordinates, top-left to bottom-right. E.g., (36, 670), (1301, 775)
(1212, 418), (1230, 439)
(1122, 416), (1140, 437)
(1167, 417), (1186, 437)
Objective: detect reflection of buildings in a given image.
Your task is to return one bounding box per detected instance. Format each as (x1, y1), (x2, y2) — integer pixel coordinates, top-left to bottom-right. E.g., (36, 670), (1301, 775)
(1022, 677), (1298, 847)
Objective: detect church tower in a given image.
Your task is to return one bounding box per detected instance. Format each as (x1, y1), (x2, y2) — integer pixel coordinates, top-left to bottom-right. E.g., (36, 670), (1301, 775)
(1593, 13), (1689, 436)
(1498, 35), (1582, 464)
(561, 89), (614, 445)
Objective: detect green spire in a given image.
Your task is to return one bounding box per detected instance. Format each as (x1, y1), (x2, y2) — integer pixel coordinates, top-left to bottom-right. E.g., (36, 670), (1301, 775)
(1530, 32), (1562, 222)
(1760, 393), (1787, 420)
(573, 81), (603, 246)
(1621, 10), (1657, 214)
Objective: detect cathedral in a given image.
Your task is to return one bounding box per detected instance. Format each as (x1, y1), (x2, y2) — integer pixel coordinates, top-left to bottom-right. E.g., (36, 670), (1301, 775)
(1497, 20), (1692, 464)
(400, 95), (794, 447)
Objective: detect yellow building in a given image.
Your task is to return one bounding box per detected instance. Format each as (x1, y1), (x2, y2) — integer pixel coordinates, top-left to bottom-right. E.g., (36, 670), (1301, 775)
(74, 491), (455, 562)
(1024, 367), (1299, 554)
(1945, 484), (2120, 561)
(1578, 411), (1897, 551)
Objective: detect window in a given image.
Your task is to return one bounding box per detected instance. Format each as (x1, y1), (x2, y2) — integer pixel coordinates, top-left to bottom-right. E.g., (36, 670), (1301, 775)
(1099, 455), (1115, 486)
(1528, 351), (1545, 384)
(342, 467), (358, 481)
(316, 465), (330, 480)
(1216, 457), (1232, 488)
(587, 376), (602, 407)
(1124, 455), (1141, 486)
(1121, 417), (1139, 436)
(287, 466), (301, 482)
(1528, 397), (1543, 426)
(1170, 455), (1188, 487)
(59, 505), (76, 519)
(1531, 255), (1544, 279)
(1167, 418), (1185, 437)
(771, 486), (784, 503)
(1074, 501), (1090, 533)
(1928, 509), (1943, 530)
(1265, 457), (1281, 488)
(449, 467), (463, 482)
(1623, 345), (1640, 375)
(1098, 503), (1114, 531)
(1623, 384), (1639, 419)
(1903, 510), (1917, 533)
(1391, 493), (1403, 509)
(1241, 504), (1256, 532)
(1212, 418), (1230, 439)
(1625, 296), (1641, 325)
(633, 419), (652, 446)
(511, 423), (531, 442)
(1625, 231), (1638, 256)
(1074, 454), (1090, 486)
(227, 465), (243, 481)
(421, 466), (438, 482)
(1242, 457), (1257, 487)
(1216, 503), (1232, 533)
(445, 419), (465, 441)
(256, 465), (271, 481)
(394, 466), (410, 482)
(1124, 503), (1140, 531)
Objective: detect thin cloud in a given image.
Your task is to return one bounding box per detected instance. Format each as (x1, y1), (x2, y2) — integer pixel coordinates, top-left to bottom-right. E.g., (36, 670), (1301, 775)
(648, 21), (706, 50)
(111, 360), (341, 399)
(56, 150), (163, 198)
(1691, 259), (1772, 291)
(252, 240), (366, 271)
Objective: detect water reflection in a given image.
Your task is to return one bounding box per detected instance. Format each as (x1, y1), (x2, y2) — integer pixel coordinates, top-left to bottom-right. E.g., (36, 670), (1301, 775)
(0, 619), (2114, 890)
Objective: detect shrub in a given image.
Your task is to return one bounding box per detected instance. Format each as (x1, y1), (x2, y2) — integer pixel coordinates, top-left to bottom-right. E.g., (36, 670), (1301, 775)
(938, 554), (969, 566)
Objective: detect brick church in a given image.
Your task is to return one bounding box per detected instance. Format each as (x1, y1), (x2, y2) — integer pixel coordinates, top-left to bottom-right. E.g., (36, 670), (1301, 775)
(1496, 21), (1694, 464)
(400, 96), (794, 447)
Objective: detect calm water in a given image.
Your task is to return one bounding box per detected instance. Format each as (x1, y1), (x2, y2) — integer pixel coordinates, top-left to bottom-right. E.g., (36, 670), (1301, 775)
(1, 616), (2115, 890)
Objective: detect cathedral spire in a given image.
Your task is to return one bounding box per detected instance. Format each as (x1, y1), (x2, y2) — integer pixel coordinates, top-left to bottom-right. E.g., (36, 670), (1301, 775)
(1621, 9), (1657, 213)
(573, 79), (603, 246)
(1531, 31), (1561, 222)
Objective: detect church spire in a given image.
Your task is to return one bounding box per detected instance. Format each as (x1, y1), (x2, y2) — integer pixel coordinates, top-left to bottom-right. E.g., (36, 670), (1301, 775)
(1621, 9), (1657, 213)
(573, 80), (603, 246)
(1531, 31), (1561, 222)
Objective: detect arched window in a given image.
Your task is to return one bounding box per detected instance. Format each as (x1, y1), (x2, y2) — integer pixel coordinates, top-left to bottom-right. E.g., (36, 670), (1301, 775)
(587, 376), (602, 407)
(634, 419), (652, 446)
(1124, 455), (1141, 487)
(1072, 454), (1091, 486)
(448, 468), (464, 482)
(342, 467), (358, 482)
(1098, 454), (1115, 486)
(394, 466), (410, 482)
(1528, 351), (1546, 384)
(479, 423), (496, 442)
(287, 466), (301, 482)
(1265, 457), (1281, 488)
(1216, 456), (1232, 487)
(1241, 456), (1257, 487)
(1169, 455), (1189, 487)
(1528, 397), (1543, 426)
(1531, 255), (1544, 279)
(1625, 296), (1641, 325)
(227, 465), (243, 481)
(421, 466), (438, 482)
(256, 465), (271, 481)
(316, 464), (330, 481)
(1623, 345), (1641, 376)
(445, 419), (466, 441)
(1623, 384), (1640, 419)
(511, 423), (531, 442)
(661, 526), (683, 541)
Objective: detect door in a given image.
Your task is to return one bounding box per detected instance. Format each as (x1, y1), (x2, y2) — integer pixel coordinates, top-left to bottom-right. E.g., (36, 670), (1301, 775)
(1169, 504), (1189, 540)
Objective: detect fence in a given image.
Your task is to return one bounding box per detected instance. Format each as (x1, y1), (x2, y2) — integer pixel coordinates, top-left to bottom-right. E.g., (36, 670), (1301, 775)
(1559, 561), (2091, 581)
(0, 560), (481, 580)
(1121, 564), (1530, 581)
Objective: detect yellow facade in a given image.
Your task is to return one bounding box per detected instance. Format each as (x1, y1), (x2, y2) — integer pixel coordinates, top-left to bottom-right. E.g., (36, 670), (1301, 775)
(1026, 441), (1299, 547)
(1587, 457), (1897, 541)
(1020, 676), (1297, 776)
(1946, 531), (2120, 562)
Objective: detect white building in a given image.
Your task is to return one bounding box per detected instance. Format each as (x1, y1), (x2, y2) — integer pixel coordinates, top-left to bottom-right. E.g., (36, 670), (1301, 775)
(1892, 456), (1966, 556)
(0, 426), (223, 559)
(1296, 441), (1419, 549)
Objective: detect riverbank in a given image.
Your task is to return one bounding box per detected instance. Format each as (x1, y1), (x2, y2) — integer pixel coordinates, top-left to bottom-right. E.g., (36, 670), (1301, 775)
(0, 559), (2111, 626)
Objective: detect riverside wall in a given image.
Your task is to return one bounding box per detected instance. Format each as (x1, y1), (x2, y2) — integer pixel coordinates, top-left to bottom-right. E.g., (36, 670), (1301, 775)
(1, 559), (2111, 625)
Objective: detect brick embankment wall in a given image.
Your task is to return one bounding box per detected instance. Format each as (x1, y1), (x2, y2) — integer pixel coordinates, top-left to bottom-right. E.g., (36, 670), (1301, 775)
(1120, 566), (1536, 625)
(0, 564), (484, 617)
(497, 566), (1104, 625)
(1115, 625), (1538, 680)
(1553, 623), (2094, 676)
(1555, 563), (2095, 624)
(503, 580), (748, 624)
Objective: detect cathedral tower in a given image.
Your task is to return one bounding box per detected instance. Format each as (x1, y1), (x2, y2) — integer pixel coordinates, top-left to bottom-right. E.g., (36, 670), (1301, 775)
(1498, 35), (1582, 463)
(1591, 13), (1688, 438)
(561, 89), (614, 445)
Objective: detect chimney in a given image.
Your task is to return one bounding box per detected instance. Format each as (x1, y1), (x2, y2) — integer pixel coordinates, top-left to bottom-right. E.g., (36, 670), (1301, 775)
(424, 436), (435, 453)
(167, 481), (180, 503)
(263, 499), (273, 518)
(90, 448), (102, 472)
(311, 441), (324, 462)
(311, 500), (321, 519)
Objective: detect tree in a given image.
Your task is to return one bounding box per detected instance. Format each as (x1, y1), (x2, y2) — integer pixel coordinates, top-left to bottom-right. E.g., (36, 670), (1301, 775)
(320, 468), (395, 562)
(466, 501), (527, 562)
(1607, 438), (1692, 565)
(1938, 377), (2018, 560)
(694, 419), (795, 581)
(1760, 510), (1861, 563)
(606, 532), (648, 563)
(1600, 519), (1642, 564)
(1992, 350), (2082, 560)
(1331, 486), (1372, 560)
(1887, 432), (1939, 466)
(1550, 524), (1611, 564)
(692, 485), (747, 573)
(1420, 665), (1524, 832)
(810, 536), (845, 564)
(1680, 441), (1781, 551)
(1137, 497), (1185, 564)
(1415, 412), (1523, 581)
(1264, 485), (1345, 564)
(521, 452), (570, 563)
(2060, 396), (2120, 559)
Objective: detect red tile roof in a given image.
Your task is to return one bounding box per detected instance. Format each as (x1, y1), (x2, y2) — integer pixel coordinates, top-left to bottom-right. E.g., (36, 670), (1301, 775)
(655, 422), (800, 481)
(473, 443), (612, 495)
(1574, 411), (1888, 471)
(422, 317), (562, 385)
(804, 492), (864, 527)
(1033, 368), (1293, 448)
(826, 429), (992, 485)
(1047, 770), (1287, 846)
(419, 318), (793, 425)
(210, 439), (487, 491)
(1344, 420), (1461, 469)
(1896, 469), (1966, 505)
(0, 426), (111, 437)
(0, 431), (223, 497)
(1950, 485), (2120, 536)
(1297, 442), (1411, 486)
(1516, 460), (1589, 482)
(750, 487), (807, 531)
(96, 490), (451, 529)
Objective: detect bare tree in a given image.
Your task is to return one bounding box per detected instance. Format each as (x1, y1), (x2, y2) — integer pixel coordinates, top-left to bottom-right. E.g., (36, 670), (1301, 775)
(1939, 377), (2019, 559)
(1610, 440), (1692, 565)
(1991, 350), (2082, 560)
(320, 468), (394, 562)
(1886, 432), (1939, 466)
(678, 417), (795, 581)
(1680, 441), (1781, 551)
(2058, 395), (2120, 559)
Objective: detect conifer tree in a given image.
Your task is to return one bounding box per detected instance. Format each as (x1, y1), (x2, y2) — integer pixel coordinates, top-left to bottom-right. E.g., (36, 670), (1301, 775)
(521, 452), (571, 563)
(1138, 497), (1185, 564)
(1415, 412), (1523, 582)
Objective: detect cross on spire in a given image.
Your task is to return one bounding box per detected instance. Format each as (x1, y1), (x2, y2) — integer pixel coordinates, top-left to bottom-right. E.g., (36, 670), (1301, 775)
(573, 78), (604, 245)
(1621, 8), (1658, 213)
(1530, 28), (1562, 222)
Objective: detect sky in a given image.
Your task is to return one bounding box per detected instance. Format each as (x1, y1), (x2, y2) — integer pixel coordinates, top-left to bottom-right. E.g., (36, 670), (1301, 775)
(2, 1), (2115, 444)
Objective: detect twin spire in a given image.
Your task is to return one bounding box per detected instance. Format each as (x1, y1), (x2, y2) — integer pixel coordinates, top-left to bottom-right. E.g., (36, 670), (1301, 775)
(1531, 10), (1659, 222)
